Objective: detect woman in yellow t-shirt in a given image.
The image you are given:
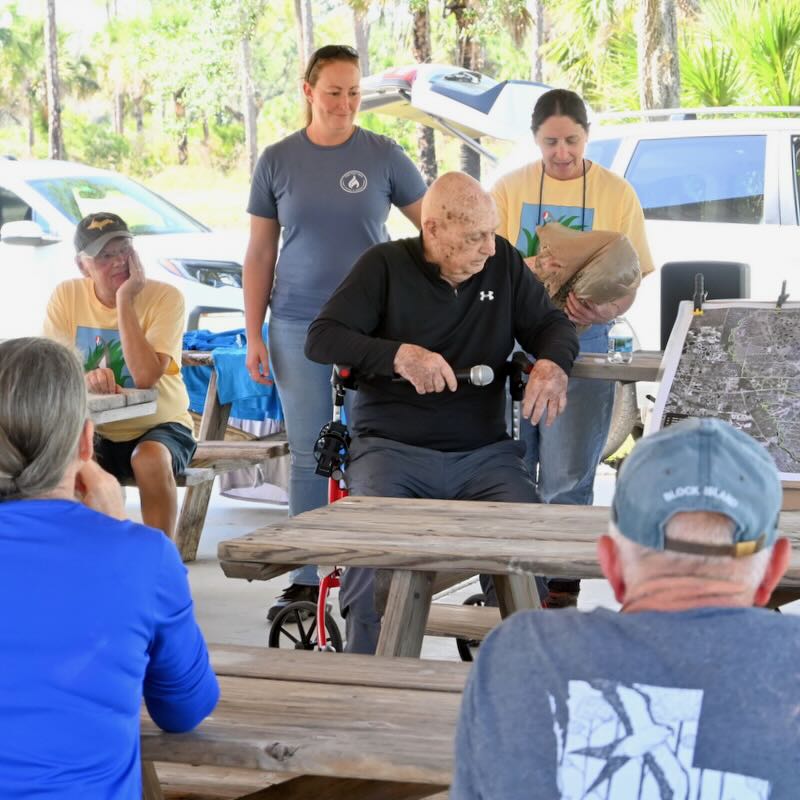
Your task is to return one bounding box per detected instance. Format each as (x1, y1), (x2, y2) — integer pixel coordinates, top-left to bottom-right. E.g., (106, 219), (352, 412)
(492, 88), (654, 605)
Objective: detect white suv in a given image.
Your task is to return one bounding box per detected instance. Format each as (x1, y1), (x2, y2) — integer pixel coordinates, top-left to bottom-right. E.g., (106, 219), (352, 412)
(484, 115), (800, 351)
(0, 157), (247, 339)
(539, 115), (800, 353)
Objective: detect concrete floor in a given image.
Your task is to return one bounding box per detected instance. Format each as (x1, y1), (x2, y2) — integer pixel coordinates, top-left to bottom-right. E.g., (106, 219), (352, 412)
(125, 464), (797, 661)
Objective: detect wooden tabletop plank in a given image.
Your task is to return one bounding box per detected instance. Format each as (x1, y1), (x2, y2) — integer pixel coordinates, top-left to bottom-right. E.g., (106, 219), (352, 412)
(571, 349), (663, 382)
(218, 497), (800, 588)
(88, 388), (157, 425)
(141, 673), (460, 785)
(180, 351), (663, 382)
(208, 645), (469, 692)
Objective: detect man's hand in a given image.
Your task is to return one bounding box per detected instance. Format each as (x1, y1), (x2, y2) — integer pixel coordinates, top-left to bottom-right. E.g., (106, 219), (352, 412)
(246, 338), (273, 385)
(393, 343), (457, 394)
(116, 248), (146, 304)
(522, 358), (568, 427)
(74, 460), (126, 520)
(85, 368), (121, 395)
(565, 292), (618, 326)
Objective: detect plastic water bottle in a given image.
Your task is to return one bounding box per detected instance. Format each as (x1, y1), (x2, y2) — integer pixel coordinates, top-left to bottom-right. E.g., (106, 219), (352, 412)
(607, 317), (634, 364)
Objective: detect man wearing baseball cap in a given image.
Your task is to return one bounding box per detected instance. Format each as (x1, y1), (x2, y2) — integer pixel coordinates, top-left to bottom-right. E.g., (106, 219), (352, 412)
(452, 418), (798, 799)
(43, 212), (196, 539)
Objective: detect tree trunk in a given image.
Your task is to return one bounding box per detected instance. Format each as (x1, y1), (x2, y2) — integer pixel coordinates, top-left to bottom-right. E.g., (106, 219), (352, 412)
(411, 1), (437, 185)
(27, 92), (35, 154)
(43, 0), (65, 159)
(132, 96), (144, 133)
(174, 89), (188, 165)
(451, 1), (482, 180)
(353, 6), (370, 77)
(294, 0), (315, 75)
(528, 0), (544, 82)
(637, 0), (681, 110)
(241, 33), (258, 175)
(113, 91), (124, 136)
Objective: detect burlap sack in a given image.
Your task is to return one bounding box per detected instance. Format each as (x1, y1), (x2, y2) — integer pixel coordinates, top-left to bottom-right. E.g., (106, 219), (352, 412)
(531, 223), (641, 326)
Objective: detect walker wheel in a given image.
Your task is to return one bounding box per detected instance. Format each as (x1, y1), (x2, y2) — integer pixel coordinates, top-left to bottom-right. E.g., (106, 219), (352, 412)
(267, 601), (343, 652)
(455, 593), (486, 662)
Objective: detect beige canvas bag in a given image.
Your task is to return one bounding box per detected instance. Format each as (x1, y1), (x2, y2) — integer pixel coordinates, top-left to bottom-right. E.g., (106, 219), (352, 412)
(531, 223), (641, 330)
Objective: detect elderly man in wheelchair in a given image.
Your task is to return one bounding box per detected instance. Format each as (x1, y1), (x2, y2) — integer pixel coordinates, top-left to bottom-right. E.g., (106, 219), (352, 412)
(305, 172), (579, 654)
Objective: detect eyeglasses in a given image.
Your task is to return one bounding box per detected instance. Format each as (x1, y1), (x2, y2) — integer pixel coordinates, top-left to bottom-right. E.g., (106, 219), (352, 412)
(305, 45), (359, 82)
(93, 244), (132, 265)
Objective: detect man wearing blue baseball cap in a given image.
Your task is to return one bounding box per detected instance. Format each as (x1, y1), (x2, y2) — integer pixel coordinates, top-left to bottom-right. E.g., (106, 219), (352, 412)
(452, 418), (798, 799)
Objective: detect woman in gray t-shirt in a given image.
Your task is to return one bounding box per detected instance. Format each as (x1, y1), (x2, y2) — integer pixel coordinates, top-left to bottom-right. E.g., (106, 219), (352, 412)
(243, 45), (426, 617)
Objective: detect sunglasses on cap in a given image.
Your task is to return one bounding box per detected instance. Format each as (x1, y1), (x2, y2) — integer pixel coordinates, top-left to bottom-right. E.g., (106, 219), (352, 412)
(305, 45), (359, 82)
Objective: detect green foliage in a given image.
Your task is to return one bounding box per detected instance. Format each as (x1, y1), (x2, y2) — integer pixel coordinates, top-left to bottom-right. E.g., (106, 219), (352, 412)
(682, 0), (800, 107)
(63, 111), (130, 169)
(540, 0), (630, 102)
(680, 39), (742, 107)
(3, 0), (800, 212)
(208, 119), (246, 173)
(747, 0), (800, 106)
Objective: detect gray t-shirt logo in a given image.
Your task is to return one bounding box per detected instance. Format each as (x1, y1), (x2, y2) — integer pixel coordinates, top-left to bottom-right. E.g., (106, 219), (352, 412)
(340, 170), (368, 193)
(550, 678), (769, 798)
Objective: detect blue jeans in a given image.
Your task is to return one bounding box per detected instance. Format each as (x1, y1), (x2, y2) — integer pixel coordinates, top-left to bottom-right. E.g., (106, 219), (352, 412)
(522, 324), (615, 505)
(268, 315), (336, 586)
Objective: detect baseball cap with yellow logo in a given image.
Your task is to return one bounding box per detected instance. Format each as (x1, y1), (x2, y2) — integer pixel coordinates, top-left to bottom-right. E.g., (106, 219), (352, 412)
(74, 212), (132, 257)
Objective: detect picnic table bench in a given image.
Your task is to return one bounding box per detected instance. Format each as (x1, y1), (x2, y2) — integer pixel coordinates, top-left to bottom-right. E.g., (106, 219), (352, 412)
(141, 644), (467, 800)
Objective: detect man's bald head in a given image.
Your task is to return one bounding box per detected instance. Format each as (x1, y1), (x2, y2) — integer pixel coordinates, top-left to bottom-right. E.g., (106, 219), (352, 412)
(421, 172), (498, 287)
(421, 172), (494, 227)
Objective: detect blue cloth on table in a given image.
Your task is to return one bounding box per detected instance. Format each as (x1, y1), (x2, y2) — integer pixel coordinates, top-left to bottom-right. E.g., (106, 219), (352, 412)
(182, 326), (284, 422)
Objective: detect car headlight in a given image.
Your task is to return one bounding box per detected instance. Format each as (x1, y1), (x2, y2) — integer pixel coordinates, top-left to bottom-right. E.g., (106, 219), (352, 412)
(159, 259), (243, 289)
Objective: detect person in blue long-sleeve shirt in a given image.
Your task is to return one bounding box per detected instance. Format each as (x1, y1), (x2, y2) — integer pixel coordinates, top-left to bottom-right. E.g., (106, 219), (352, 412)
(0, 337), (219, 799)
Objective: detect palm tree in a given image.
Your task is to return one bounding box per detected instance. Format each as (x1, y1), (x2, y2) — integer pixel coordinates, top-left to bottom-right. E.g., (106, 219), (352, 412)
(294, 0), (315, 75)
(444, 0), (483, 179)
(43, 0), (65, 158)
(637, 0), (681, 110)
(681, 0), (800, 107)
(351, 0), (371, 76)
(0, 10), (46, 153)
(410, 0), (437, 183)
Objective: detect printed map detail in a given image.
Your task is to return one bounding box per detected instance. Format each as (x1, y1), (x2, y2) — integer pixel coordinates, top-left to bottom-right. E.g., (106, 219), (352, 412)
(661, 306), (800, 475)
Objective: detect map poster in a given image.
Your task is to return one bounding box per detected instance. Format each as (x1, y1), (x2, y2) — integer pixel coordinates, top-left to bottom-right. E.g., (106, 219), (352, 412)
(650, 300), (800, 482)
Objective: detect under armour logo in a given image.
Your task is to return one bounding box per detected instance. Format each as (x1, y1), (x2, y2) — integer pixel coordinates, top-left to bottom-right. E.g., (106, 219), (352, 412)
(479, 291), (494, 301)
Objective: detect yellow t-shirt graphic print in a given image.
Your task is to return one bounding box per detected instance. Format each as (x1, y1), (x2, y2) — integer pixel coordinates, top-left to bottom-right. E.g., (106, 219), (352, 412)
(43, 277), (193, 442)
(492, 160), (655, 276)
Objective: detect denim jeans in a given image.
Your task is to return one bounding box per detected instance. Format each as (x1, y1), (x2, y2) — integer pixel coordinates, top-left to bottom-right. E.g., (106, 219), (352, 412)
(341, 436), (543, 654)
(268, 315), (337, 586)
(522, 323), (615, 505)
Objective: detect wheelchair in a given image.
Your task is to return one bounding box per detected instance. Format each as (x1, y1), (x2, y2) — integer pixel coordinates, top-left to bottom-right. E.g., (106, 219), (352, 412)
(266, 356), (533, 658)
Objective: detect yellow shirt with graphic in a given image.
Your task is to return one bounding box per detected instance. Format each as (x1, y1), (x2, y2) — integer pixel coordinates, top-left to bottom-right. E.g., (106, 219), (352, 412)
(491, 160), (655, 277)
(43, 278), (193, 442)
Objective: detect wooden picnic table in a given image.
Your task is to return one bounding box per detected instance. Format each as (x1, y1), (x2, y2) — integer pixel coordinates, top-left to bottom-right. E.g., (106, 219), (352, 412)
(87, 388), (157, 425)
(141, 645), (465, 800)
(218, 496), (800, 658)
